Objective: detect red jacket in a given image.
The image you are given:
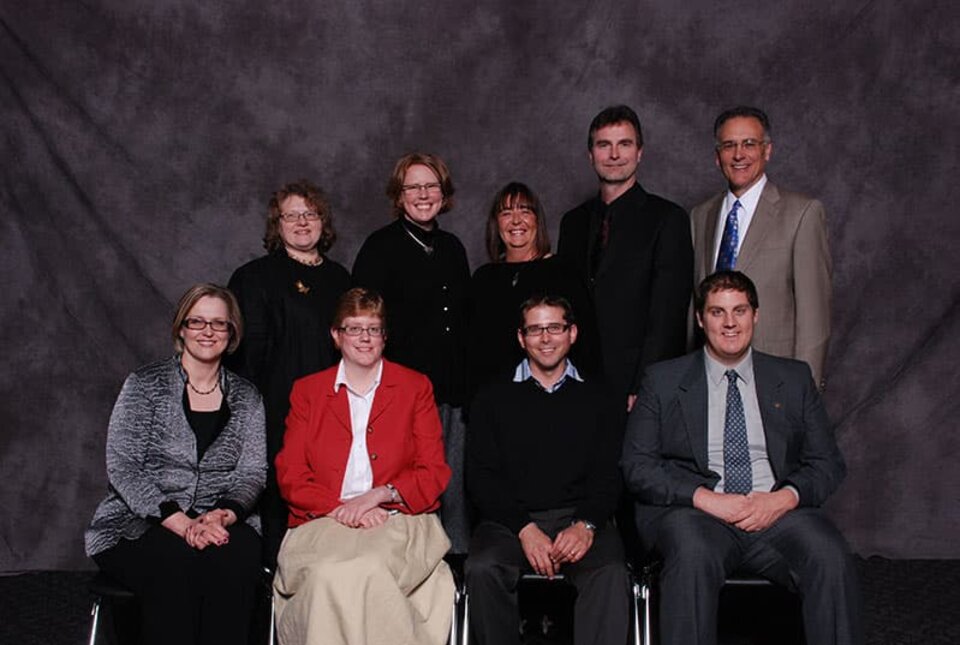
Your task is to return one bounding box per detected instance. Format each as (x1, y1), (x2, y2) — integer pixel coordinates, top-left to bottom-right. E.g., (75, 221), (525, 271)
(276, 359), (451, 527)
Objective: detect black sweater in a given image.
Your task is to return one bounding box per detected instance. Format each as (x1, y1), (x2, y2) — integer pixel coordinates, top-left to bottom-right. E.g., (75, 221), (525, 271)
(468, 255), (602, 401)
(353, 219), (470, 406)
(467, 378), (623, 533)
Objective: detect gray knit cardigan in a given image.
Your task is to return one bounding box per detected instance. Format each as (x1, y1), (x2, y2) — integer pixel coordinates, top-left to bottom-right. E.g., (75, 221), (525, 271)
(85, 357), (267, 556)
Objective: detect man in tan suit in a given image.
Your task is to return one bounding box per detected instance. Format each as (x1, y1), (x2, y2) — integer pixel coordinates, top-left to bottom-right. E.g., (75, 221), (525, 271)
(691, 106), (831, 388)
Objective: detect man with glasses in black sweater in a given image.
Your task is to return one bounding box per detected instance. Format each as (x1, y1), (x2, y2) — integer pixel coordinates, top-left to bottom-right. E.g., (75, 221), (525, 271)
(465, 295), (631, 645)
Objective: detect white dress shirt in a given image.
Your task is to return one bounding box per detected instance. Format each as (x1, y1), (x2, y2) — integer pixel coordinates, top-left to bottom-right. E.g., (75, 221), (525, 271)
(711, 174), (768, 266)
(335, 359), (383, 500)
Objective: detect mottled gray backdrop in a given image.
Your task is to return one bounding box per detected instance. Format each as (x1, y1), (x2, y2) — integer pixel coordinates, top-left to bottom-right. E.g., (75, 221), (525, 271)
(2, 1), (957, 570)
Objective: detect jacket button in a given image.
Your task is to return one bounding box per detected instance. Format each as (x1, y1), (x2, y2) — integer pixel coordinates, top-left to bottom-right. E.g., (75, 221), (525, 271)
(367, 426), (373, 433)
(370, 453), (378, 460)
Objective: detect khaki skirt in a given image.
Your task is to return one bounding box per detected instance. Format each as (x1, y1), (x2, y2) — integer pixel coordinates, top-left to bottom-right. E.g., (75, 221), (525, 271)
(274, 513), (454, 645)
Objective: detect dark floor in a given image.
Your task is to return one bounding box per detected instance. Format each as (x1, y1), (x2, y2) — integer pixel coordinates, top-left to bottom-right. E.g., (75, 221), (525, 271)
(0, 557), (957, 645)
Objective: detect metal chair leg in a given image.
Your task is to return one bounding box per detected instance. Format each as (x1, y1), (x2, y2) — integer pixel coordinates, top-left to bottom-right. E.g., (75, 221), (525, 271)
(642, 580), (652, 645)
(461, 586), (470, 645)
(269, 587), (277, 645)
(449, 589), (459, 645)
(88, 598), (102, 645)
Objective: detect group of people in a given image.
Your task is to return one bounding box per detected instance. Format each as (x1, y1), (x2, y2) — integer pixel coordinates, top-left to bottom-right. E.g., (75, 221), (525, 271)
(84, 103), (859, 645)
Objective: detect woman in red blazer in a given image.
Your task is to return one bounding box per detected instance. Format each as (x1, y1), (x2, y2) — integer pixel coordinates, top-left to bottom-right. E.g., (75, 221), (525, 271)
(273, 287), (454, 645)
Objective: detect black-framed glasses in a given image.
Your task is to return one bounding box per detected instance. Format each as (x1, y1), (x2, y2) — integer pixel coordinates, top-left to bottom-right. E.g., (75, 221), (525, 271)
(338, 325), (385, 337)
(401, 182), (442, 195)
(521, 323), (570, 337)
(182, 318), (231, 332)
(280, 210), (321, 222)
(715, 139), (767, 154)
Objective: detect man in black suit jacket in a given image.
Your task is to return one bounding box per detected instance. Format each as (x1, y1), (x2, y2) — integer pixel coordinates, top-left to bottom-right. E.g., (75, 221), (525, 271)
(622, 271), (861, 645)
(558, 105), (693, 412)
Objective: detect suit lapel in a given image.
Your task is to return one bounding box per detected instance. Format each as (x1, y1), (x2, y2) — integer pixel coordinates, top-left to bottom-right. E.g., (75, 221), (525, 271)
(736, 182), (780, 273)
(701, 193), (725, 276)
(368, 362), (395, 427)
(677, 354), (710, 472)
(327, 382), (352, 432)
(752, 352), (788, 479)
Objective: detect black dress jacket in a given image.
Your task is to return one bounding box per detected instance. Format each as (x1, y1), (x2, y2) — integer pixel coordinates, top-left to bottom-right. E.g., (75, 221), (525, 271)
(558, 182), (693, 397)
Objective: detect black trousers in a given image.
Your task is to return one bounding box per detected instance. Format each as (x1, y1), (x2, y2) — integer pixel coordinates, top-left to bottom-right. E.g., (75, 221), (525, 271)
(640, 507), (862, 645)
(93, 523), (261, 645)
(465, 510), (632, 645)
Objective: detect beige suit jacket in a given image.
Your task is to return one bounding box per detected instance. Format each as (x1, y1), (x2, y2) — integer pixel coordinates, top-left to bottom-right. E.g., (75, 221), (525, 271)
(691, 181), (832, 387)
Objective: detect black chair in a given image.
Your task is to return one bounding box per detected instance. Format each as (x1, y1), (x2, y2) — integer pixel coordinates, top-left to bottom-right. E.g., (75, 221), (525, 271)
(637, 560), (803, 645)
(456, 569), (643, 645)
(87, 573), (137, 645)
(88, 569), (277, 645)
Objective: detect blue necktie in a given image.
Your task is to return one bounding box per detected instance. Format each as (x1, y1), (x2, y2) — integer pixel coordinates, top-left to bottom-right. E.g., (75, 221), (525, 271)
(723, 370), (752, 494)
(715, 200), (741, 271)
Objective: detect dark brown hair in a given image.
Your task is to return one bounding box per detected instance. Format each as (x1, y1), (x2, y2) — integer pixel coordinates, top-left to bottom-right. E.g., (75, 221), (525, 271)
(518, 294), (576, 329)
(485, 182), (552, 262)
(695, 271), (759, 313)
(588, 105), (644, 149)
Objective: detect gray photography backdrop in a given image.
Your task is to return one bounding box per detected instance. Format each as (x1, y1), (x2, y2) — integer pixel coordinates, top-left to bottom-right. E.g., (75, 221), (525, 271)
(1, 1), (957, 571)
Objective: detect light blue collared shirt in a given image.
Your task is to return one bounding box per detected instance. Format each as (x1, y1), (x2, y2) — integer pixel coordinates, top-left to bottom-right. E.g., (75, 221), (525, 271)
(513, 358), (583, 393)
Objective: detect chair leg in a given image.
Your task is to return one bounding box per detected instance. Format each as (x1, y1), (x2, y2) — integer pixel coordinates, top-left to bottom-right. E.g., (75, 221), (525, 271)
(641, 580), (652, 645)
(269, 590), (277, 645)
(449, 589), (459, 645)
(631, 581), (641, 645)
(461, 588), (470, 645)
(88, 598), (102, 645)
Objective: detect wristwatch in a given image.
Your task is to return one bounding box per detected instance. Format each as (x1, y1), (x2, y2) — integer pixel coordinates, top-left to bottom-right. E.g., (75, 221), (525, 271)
(573, 519), (597, 532)
(385, 483), (399, 503)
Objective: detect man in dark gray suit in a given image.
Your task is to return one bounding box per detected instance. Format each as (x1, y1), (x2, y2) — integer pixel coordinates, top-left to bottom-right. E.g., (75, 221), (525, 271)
(622, 271), (861, 645)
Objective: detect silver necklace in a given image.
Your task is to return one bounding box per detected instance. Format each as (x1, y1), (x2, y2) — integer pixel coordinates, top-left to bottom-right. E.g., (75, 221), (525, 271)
(402, 225), (434, 255)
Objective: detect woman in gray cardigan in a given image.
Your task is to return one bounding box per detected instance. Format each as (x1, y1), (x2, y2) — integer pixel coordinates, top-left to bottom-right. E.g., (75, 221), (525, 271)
(85, 284), (267, 645)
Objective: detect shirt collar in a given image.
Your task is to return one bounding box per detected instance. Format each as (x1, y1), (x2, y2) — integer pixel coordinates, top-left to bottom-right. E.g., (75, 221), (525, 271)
(704, 348), (754, 387)
(334, 359), (384, 395)
(513, 358), (583, 393)
(724, 174), (767, 217)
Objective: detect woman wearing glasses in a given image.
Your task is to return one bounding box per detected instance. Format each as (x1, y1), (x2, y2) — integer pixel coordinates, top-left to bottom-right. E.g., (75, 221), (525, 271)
(227, 180), (350, 566)
(469, 182), (600, 398)
(274, 287), (454, 645)
(85, 284), (266, 645)
(352, 153), (470, 552)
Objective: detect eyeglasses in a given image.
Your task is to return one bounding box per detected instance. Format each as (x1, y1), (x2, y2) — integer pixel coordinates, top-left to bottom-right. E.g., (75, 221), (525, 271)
(338, 325), (385, 337)
(401, 182), (442, 195)
(715, 139), (767, 154)
(280, 211), (321, 222)
(182, 318), (232, 332)
(521, 323), (570, 337)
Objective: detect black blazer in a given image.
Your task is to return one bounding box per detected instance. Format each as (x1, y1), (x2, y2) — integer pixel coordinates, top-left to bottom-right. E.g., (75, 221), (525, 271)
(621, 350), (846, 530)
(558, 182), (693, 397)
